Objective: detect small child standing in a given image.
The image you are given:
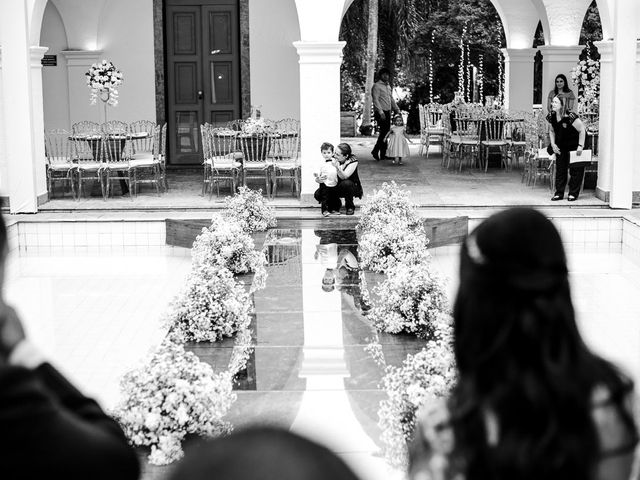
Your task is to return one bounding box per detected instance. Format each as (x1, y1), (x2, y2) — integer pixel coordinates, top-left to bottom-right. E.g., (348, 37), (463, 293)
(313, 142), (340, 217)
(384, 115), (413, 165)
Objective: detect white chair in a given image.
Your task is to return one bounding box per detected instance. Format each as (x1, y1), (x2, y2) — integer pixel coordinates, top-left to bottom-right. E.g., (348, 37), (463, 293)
(44, 129), (76, 199)
(201, 125), (242, 198)
(128, 120), (161, 196)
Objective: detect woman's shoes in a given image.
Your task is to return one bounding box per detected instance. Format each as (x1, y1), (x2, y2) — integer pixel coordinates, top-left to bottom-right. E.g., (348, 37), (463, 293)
(551, 194), (563, 201)
(346, 208), (355, 215)
(567, 195), (577, 202)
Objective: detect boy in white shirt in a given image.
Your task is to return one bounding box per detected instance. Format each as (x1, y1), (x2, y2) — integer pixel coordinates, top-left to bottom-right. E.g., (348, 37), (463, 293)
(313, 142), (340, 217)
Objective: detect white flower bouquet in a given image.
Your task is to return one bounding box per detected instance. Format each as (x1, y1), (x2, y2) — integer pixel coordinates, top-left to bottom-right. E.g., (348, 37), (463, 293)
(378, 331), (457, 467)
(357, 182), (422, 235)
(192, 214), (266, 275)
(167, 264), (252, 343)
(370, 262), (449, 339)
(571, 57), (600, 114)
(224, 186), (277, 233)
(359, 218), (429, 273)
(85, 59), (123, 106)
(113, 341), (235, 465)
(242, 117), (272, 135)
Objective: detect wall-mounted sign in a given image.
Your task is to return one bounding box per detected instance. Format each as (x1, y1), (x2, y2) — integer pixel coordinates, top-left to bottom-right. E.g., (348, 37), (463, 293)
(41, 55), (57, 67)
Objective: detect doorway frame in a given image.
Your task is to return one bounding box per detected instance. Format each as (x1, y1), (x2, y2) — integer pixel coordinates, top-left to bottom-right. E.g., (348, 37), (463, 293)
(153, 0), (250, 151)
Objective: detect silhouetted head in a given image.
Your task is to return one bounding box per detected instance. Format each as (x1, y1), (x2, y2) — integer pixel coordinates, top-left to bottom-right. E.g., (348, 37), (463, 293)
(169, 426), (361, 480)
(453, 208), (580, 388)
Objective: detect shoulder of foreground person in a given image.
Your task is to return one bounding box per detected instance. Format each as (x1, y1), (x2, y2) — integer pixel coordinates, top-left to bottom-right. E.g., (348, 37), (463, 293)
(0, 363), (140, 480)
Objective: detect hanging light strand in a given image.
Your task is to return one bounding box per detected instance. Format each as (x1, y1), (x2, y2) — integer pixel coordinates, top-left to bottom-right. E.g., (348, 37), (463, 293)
(465, 43), (471, 103)
(429, 31), (435, 103)
(497, 50), (504, 106)
(458, 26), (466, 100)
(478, 53), (484, 104)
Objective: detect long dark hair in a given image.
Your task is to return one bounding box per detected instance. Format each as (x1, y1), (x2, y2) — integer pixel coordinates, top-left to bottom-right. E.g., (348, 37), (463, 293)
(554, 74), (571, 94)
(336, 143), (356, 163)
(450, 208), (636, 480)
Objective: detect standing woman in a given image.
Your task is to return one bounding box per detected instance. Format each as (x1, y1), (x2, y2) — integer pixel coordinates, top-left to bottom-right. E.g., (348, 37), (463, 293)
(332, 143), (363, 215)
(548, 95), (586, 201)
(547, 74), (576, 114)
(409, 207), (639, 480)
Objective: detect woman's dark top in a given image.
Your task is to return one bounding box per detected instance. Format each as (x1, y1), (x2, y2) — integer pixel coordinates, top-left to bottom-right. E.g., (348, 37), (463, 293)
(340, 158), (363, 199)
(547, 112), (580, 151)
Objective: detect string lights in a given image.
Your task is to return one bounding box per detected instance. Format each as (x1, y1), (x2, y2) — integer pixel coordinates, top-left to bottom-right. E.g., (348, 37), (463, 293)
(429, 31), (435, 103)
(497, 49), (504, 106)
(458, 25), (466, 100)
(478, 53), (484, 104)
(465, 43), (471, 103)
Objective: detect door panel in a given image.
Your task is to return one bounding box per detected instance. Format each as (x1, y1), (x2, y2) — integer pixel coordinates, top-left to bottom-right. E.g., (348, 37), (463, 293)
(165, 1), (240, 165)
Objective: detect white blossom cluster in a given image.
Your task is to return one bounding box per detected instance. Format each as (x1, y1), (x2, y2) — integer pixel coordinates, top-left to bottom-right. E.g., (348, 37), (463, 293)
(571, 57), (600, 115)
(370, 263), (449, 339)
(241, 117), (272, 135)
(113, 341), (235, 465)
(224, 186), (277, 233)
(85, 60), (123, 106)
(378, 330), (457, 467)
(114, 188), (273, 465)
(192, 213), (266, 275)
(357, 181), (421, 234)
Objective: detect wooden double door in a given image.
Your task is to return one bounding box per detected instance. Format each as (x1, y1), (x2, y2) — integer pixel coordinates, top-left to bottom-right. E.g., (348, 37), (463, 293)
(166, 0), (241, 165)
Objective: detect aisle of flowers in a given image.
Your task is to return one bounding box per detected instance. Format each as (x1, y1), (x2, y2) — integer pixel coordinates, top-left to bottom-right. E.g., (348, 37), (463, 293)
(357, 182), (456, 467)
(112, 187), (275, 465)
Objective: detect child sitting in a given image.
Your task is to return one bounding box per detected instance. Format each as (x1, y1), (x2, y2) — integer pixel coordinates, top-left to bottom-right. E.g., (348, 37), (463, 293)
(313, 142), (340, 217)
(384, 115), (413, 165)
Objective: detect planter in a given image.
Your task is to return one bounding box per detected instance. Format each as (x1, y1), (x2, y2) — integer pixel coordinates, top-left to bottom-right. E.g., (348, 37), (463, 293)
(340, 111), (357, 137)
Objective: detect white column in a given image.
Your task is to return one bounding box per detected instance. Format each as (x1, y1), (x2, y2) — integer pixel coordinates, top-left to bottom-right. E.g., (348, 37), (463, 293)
(594, 40), (614, 202)
(30, 46), (48, 204)
(634, 41), (640, 204)
(293, 41), (345, 201)
(538, 45), (583, 113)
(0, 1), (39, 213)
(501, 48), (537, 113)
(0, 48), (7, 201)
(608, 0), (638, 209)
(61, 50), (103, 125)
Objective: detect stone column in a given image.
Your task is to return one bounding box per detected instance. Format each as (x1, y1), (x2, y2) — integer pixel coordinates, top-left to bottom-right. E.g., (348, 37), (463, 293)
(30, 46), (49, 204)
(0, 1), (39, 213)
(594, 40), (613, 203)
(61, 50), (103, 125)
(293, 41), (345, 202)
(501, 48), (537, 113)
(538, 45), (583, 113)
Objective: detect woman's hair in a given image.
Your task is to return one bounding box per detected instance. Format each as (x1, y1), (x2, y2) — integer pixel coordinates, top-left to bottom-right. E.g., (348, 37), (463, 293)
(554, 74), (571, 94)
(168, 426), (361, 480)
(450, 207), (636, 480)
(552, 94), (566, 116)
(336, 143), (355, 161)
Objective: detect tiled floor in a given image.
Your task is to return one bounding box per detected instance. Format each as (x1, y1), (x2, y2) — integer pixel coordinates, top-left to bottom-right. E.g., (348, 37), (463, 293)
(39, 139), (605, 211)
(4, 225), (640, 480)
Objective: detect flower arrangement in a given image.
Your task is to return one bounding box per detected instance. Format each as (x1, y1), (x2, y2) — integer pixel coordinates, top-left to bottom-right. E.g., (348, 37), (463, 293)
(113, 341), (235, 465)
(359, 219), (429, 273)
(370, 262), (449, 339)
(378, 330), (457, 467)
(224, 186), (277, 233)
(357, 182), (421, 234)
(571, 56), (600, 114)
(192, 214), (266, 275)
(85, 60), (123, 106)
(167, 264), (252, 343)
(242, 117), (272, 135)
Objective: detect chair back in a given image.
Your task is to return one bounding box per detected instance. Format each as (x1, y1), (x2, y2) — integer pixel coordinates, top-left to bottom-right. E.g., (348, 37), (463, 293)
(426, 103), (443, 127)
(129, 120), (157, 156)
(200, 123), (213, 162)
(102, 120), (128, 135)
(274, 118), (300, 135)
(71, 121), (100, 135)
(239, 132), (272, 165)
(418, 104), (427, 133)
(483, 116), (507, 141)
(454, 114), (481, 138)
(272, 131), (299, 163)
(44, 129), (73, 166)
(160, 123), (167, 162)
(210, 128), (240, 160)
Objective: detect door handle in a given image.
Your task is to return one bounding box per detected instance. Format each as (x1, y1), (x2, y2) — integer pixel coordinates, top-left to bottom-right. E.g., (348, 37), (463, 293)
(197, 90), (203, 100)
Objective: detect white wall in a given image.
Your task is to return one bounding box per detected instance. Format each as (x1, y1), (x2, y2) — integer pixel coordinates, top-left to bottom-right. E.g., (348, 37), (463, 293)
(41, 0), (155, 128)
(249, 0), (300, 120)
(41, 1), (70, 130)
(0, 49), (7, 196)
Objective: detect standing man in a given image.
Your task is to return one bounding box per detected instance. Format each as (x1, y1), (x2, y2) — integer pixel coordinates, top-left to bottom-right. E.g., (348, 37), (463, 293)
(371, 68), (400, 161)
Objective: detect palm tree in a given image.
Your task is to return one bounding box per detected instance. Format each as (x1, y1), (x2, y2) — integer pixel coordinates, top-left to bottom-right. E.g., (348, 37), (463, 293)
(360, 0), (378, 134)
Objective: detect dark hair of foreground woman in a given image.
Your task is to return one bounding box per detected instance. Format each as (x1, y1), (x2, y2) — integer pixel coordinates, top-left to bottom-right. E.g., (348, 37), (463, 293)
(169, 426), (362, 480)
(410, 207), (638, 480)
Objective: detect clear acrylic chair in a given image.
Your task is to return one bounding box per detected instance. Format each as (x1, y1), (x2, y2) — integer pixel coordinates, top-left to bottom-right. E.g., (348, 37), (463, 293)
(128, 121), (161, 196)
(44, 129), (77, 199)
(201, 125), (242, 198)
(270, 127), (300, 198)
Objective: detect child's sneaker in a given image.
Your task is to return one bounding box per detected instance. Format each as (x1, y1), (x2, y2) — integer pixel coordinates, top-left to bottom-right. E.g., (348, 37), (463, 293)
(322, 211), (330, 217)
(329, 210), (341, 215)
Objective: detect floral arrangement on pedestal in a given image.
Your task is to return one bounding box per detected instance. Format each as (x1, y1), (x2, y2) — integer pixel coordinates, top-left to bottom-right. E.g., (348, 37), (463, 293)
(113, 341), (235, 465)
(370, 262), (449, 339)
(224, 186), (277, 233)
(85, 60), (123, 106)
(192, 213), (266, 275)
(167, 264), (252, 343)
(378, 324), (457, 467)
(571, 55), (600, 114)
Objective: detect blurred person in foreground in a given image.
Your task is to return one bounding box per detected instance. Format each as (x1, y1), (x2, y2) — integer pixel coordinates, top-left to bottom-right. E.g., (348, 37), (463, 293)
(169, 426), (362, 480)
(409, 207), (639, 480)
(0, 213), (139, 480)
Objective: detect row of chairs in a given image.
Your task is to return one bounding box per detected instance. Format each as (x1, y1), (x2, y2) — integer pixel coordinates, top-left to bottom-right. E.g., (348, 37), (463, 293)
(201, 120), (300, 199)
(44, 120), (167, 200)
